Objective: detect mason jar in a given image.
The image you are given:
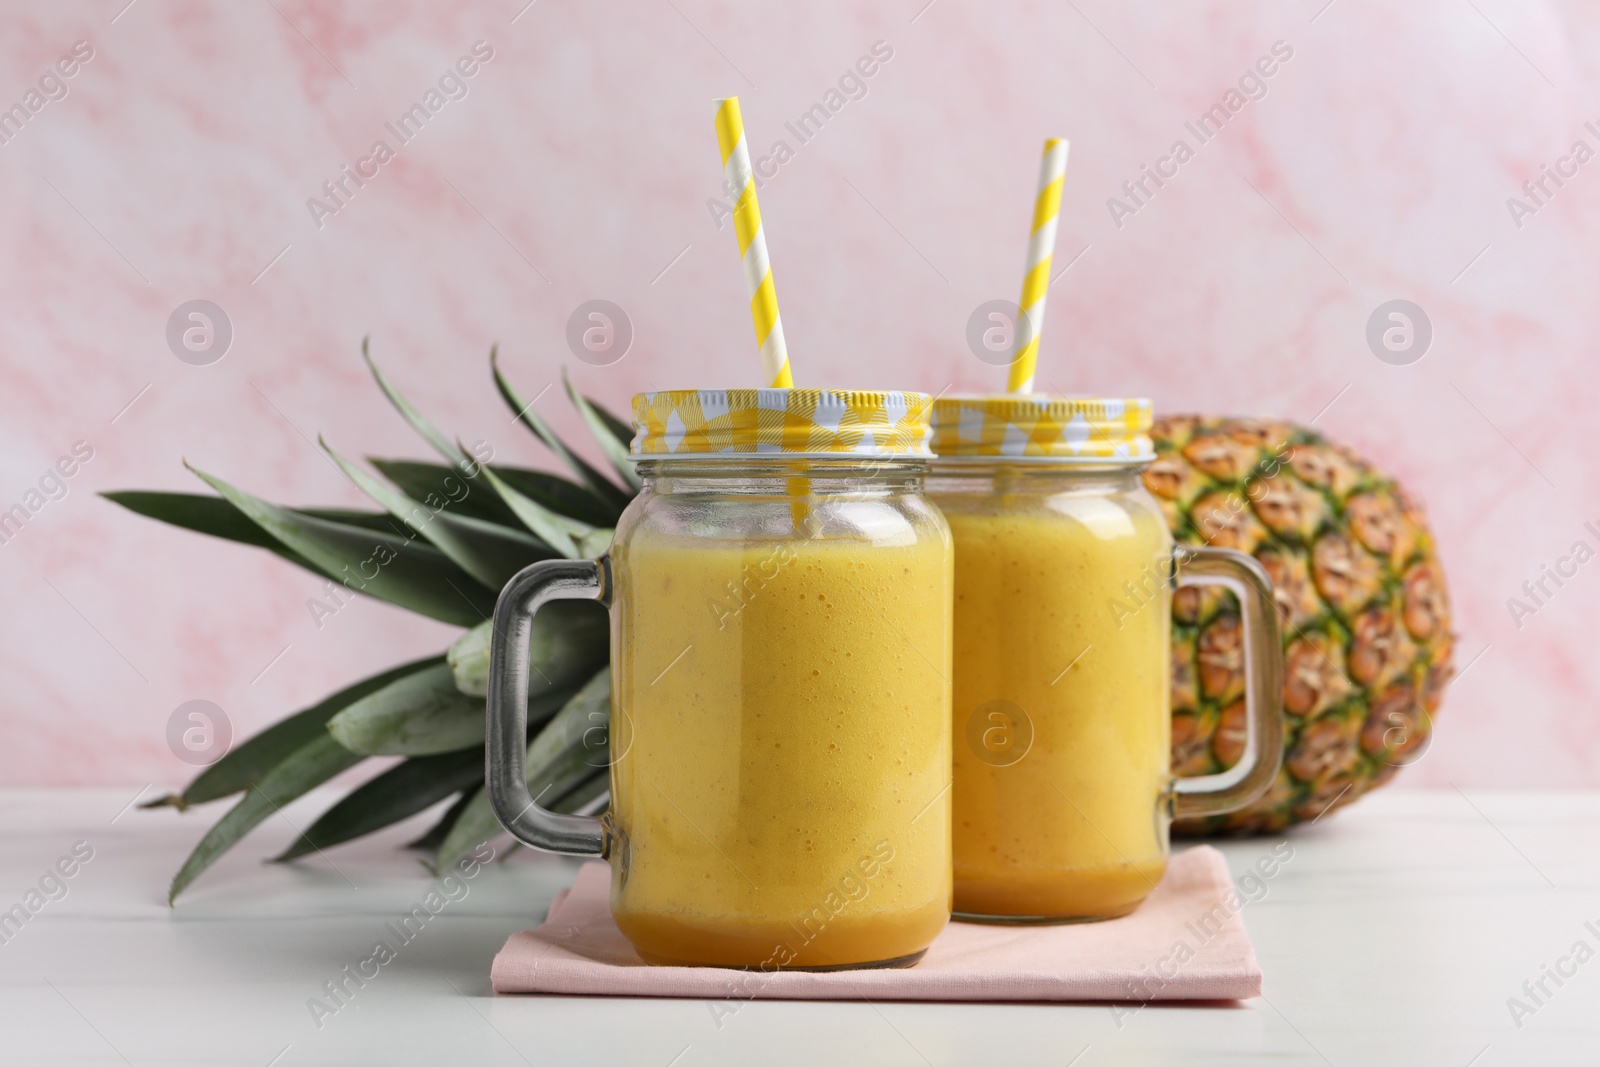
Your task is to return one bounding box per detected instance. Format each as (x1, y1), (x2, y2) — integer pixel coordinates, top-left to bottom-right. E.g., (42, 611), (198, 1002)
(927, 395), (1282, 922)
(487, 388), (953, 968)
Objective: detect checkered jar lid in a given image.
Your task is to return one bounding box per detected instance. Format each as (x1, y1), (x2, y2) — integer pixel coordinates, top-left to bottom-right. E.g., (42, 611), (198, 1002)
(929, 394), (1155, 463)
(630, 389), (935, 458)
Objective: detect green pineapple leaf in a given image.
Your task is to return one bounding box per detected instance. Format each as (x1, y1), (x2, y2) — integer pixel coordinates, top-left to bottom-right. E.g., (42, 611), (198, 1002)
(364, 343), (596, 550)
(405, 789), (477, 852)
(139, 340), (648, 893)
(361, 339), (477, 471)
(272, 748), (485, 862)
(469, 457), (584, 557)
(370, 458), (624, 530)
(326, 657), (580, 759)
(366, 458), (521, 527)
(575, 527), (615, 558)
(430, 771), (605, 868)
(327, 661), (489, 756)
(184, 464), (494, 627)
(298, 509), (413, 537)
(168, 733), (364, 903)
(484, 473), (596, 546)
(143, 656), (442, 810)
(446, 605), (608, 698)
(562, 367), (641, 491)
(488, 465), (625, 527)
(551, 768), (611, 817)
(104, 491), (331, 577)
(581, 393), (634, 452)
(322, 437), (555, 588)
(434, 667), (611, 872)
(490, 347), (632, 510)
(445, 621), (493, 696)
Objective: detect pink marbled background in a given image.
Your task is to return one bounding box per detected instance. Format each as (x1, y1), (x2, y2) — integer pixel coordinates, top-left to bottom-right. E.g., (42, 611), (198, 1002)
(1, 0), (1596, 788)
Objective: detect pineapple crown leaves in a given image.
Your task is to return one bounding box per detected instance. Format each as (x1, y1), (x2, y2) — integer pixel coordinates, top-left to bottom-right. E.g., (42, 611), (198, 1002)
(317, 435), (555, 589)
(107, 343), (633, 900)
(490, 345), (637, 505)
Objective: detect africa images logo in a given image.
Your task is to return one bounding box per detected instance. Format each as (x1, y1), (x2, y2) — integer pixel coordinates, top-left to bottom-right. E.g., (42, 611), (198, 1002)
(306, 41), (495, 229)
(1106, 40), (1295, 229)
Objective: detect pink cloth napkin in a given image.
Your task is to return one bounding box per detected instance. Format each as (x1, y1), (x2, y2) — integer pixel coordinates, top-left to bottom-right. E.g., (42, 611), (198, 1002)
(491, 845), (1262, 1002)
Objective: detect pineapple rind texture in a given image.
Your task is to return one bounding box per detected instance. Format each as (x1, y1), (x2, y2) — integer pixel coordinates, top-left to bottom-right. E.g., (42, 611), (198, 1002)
(1148, 417), (1455, 834)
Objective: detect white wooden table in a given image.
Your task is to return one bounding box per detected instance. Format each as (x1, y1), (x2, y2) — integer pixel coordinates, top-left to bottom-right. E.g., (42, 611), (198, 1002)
(1, 787), (1596, 1065)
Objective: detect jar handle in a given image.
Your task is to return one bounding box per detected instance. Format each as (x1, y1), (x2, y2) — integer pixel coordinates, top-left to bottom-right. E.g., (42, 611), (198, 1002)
(486, 558), (611, 857)
(1171, 544), (1284, 819)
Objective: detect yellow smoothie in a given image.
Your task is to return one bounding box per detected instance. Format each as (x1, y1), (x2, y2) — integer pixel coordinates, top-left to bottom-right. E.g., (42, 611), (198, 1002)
(608, 529), (953, 967)
(934, 484), (1173, 919)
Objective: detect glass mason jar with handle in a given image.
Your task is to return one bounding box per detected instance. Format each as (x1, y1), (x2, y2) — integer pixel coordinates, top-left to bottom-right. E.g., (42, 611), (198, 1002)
(487, 388), (954, 968)
(927, 395), (1282, 922)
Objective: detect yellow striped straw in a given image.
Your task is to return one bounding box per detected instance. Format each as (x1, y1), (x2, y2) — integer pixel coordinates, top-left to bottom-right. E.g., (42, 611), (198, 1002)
(715, 97), (793, 388)
(1006, 138), (1070, 394)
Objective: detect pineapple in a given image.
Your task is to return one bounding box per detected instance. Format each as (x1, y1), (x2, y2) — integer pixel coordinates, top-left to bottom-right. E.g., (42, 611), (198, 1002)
(1147, 417), (1454, 834)
(110, 344), (631, 900)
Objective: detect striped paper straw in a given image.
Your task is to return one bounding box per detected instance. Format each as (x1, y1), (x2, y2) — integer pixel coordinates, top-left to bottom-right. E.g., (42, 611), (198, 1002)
(1006, 138), (1070, 394)
(714, 97), (793, 388)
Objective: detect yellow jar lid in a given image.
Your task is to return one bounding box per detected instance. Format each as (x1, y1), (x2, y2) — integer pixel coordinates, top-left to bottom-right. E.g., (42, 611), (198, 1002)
(929, 394), (1154, 462)
(630, 388), (934, 458)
